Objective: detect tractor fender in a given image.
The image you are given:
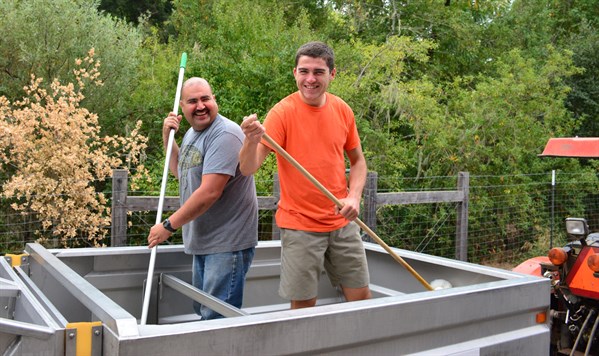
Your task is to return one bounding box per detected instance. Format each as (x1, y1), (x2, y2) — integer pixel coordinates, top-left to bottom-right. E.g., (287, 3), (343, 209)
(512, 256), (551, 277)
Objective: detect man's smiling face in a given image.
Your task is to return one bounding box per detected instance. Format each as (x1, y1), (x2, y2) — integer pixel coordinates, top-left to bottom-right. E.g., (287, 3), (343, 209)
(180, 79), (219, 131)
(293, 55), (336, 107)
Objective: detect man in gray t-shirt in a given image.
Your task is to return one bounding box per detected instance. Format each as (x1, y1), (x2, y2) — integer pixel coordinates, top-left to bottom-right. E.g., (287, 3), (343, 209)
(148, 77), (258, 320)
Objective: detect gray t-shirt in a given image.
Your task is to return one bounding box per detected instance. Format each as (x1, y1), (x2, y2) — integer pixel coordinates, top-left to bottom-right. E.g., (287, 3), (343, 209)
(177, 114), (258, 255)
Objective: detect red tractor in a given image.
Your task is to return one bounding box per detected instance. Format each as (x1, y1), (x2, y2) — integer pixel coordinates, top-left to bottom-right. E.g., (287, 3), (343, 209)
(514, 138), (599, 355)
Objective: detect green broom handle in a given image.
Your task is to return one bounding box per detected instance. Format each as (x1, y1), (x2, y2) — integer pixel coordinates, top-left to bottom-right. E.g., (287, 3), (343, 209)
(141, 53), (188, 325)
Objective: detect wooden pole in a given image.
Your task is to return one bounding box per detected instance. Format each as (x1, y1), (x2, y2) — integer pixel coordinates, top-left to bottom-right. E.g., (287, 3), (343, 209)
(262, 134), (433, 291)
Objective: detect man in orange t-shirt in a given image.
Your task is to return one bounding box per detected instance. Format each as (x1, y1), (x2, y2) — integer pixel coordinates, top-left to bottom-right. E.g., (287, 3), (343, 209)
(240, 41), (371, 309)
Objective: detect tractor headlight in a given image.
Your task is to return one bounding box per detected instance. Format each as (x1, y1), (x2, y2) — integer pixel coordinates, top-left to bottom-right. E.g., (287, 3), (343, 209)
(565, 218), (589, 240)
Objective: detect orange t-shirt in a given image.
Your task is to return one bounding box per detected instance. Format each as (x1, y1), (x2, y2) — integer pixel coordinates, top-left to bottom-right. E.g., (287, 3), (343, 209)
(263, 92), (361, 232)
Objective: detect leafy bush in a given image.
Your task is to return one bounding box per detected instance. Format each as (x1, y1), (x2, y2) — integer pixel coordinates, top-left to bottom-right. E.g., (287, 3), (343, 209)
(0, 50), (148, 248)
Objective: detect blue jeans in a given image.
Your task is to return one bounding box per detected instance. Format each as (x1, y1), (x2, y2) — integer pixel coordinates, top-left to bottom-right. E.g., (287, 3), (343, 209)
(192, 247), (255, 320)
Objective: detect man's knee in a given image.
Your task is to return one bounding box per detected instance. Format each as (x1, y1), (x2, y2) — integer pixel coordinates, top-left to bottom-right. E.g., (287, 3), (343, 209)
(291, 297), (317, 309)
(342, 285), (371, 301)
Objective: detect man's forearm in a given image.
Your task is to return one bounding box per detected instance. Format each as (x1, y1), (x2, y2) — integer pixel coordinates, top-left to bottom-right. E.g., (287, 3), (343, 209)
(347, 159), (367, 200)
(239, 141), (262, 176)
(168, 192), (218, 229)
(166, 175), (228, 229)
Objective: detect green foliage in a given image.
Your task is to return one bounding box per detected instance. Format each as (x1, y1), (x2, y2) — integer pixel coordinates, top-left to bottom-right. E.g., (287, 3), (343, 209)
(0, 0), (142, 136)
(332, 36), (438, 185)
(329, 0), (397, 42)
(130, 151), (180, 197)
(99, 0), (172, 27)
(277, 0), (332, 32)
(481, 1), (554, 61)
(397, 1), (494, 80)
(563, 19), (599, 136)
(180, 0), (314, 121)
(336, 41), (582, 181)
(440, 47), (581, 176)
(152, 0), (318, 183)
(329, 28), (590, 261)
(480, 0), (599, 137)
(128, 35), (184, 158)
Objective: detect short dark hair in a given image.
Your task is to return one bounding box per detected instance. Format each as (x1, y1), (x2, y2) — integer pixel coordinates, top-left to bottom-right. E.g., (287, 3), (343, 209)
(295, 41), (335, 72)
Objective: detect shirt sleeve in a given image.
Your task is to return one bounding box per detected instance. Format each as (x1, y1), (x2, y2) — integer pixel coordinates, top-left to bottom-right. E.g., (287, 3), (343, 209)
(202, 132), (242, 177)
(343, 104), (360, 152)
(263, 103), (287, 150)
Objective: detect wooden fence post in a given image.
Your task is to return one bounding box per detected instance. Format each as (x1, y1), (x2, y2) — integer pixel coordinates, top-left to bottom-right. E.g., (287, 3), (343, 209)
(111, 169), (128, 247)
(271, 174), (280, 240)
(362, 171), (378, 242)
(455, 171), (469, 261)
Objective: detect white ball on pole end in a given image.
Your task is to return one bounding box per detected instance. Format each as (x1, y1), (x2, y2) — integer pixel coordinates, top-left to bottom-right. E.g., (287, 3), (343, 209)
(430, 279), (453, 290)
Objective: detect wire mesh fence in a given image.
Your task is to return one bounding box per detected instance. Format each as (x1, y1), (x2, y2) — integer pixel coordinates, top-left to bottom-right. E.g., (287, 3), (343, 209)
(1, 170), (597, 267)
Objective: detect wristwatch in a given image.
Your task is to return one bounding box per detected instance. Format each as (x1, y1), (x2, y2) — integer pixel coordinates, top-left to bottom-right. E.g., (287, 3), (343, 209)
(162, 219), (177, 233)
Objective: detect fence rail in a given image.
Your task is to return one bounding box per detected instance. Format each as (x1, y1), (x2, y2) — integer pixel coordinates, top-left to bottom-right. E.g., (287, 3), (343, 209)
(2, 170), (597, 266)
(110, 169), (470, 261)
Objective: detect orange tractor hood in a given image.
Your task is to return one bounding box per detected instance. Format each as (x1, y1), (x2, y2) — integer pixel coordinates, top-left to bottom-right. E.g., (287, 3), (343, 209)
(539, 137), (599, 158)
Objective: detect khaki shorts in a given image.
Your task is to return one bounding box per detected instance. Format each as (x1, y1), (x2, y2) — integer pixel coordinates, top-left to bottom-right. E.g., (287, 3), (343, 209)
(279, 221), (370, 301)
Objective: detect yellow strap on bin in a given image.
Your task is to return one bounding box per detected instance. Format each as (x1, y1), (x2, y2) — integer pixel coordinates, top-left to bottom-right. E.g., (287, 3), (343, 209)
(5, 253), (28, 267)
(66, 321), (102, 356)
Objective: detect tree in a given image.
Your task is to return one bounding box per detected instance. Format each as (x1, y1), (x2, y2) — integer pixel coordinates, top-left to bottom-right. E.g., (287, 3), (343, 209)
(0, 50), (148, 249)
(479, 0), (599, 136)
(0, 0), (142, 136)
(168, 0), (314, 119)
(562, 20), (599, 136)
(331, 36), (438, 183)
(99, 0), (173, 27)
(130, 0), (317, 189)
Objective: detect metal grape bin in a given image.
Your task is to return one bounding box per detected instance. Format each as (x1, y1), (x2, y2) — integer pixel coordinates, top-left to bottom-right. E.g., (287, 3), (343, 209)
(1, 241), (549, 355)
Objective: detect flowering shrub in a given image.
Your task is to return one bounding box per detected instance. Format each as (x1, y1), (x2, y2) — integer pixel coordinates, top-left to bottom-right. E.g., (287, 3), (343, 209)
(0, 49), (148, 247)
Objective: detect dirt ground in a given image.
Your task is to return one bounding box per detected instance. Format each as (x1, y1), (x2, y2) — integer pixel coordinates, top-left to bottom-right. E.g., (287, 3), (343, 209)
(480, 261), (515, 271)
